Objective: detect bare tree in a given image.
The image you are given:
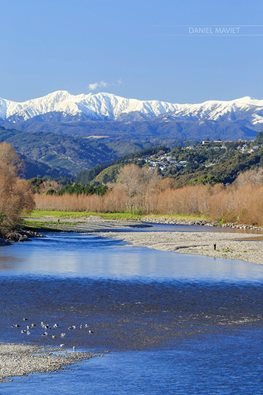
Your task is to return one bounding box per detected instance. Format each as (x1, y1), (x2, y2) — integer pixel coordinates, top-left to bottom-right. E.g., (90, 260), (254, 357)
(116, 164), (161, 213)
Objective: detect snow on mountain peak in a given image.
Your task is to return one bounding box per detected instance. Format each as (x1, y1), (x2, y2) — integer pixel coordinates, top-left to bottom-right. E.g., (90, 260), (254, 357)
(0, 91), (262, 125)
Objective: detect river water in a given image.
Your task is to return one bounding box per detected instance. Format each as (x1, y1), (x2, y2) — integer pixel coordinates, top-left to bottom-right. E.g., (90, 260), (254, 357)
(0, 230), (262, 394)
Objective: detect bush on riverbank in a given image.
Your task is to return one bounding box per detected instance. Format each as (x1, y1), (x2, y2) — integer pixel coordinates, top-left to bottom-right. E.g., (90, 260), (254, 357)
(0, 143), (35, 236)
(33, 165), (263, 226)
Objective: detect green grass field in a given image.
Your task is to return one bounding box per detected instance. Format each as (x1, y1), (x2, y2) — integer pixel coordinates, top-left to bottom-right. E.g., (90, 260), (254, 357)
(22, 210), (211, 231)
(22, 211), (143, 230)
(26, 210), (142, 220)
(141, 213), (209, 222)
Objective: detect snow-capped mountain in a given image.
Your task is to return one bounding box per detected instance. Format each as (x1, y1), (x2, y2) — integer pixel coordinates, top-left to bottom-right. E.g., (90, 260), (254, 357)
(0, 91), (262, 180)
(0, 90), (263, 125)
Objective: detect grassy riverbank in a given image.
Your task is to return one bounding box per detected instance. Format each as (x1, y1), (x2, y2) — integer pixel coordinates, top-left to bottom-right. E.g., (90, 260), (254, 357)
(28, 210), (142, 220)
(23, 210), (209, 230)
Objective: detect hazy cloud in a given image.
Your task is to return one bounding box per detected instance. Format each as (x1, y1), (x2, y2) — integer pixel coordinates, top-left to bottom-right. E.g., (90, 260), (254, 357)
(88, 80), (109, 91)
(88, 79), (122, 92)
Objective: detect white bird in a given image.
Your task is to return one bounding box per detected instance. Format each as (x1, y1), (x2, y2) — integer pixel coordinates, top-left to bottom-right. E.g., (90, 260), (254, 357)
(68, 325), (76, 330)
(60, 333), (66, 338)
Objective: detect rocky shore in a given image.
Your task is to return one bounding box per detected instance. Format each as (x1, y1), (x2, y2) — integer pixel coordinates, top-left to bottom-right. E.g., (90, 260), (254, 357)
(142, 216), (263, 232)
(0, 343), (93, 382)
(100, 231), (263, 265)
(0, 229), (42, 245)
(6, 229), (42, 242)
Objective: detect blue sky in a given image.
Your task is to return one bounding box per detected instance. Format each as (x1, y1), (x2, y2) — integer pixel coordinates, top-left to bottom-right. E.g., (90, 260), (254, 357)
(1, 0), (263, 102)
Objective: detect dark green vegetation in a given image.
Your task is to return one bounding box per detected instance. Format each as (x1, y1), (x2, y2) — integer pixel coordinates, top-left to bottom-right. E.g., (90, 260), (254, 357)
(53, 183), (108, 196)
(74, 136), (263, 187)
(0, 126), (153, 179)
(131, 135), (263, 186)
(29, 177), (108, 196)
(0, 112), (261, 180)
(26, 133), (263, 191)
(0, 127), (119, 178)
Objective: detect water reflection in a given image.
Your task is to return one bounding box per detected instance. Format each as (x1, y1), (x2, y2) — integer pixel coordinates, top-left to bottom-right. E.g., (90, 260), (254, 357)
(0, 232), (262, 282)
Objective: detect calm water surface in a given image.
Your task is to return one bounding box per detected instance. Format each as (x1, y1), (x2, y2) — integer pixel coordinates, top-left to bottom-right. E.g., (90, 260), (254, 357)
(0, 230), (262, 394)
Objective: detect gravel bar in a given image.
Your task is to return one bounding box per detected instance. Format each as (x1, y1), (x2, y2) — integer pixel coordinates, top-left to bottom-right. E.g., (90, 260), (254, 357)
(100, 231), (263, 264)
(0, 343), (93, 382)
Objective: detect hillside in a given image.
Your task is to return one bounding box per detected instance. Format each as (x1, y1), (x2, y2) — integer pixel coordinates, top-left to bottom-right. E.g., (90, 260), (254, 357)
(95, 136), (263, 186)
(0, 127), (120, 178)
(0, 125), (158, 178)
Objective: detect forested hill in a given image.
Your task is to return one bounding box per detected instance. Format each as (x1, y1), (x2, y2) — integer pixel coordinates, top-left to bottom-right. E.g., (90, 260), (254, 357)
(0, 124), (262, 181)
(0, 127), (151, 179)
(94, 134), (263, 186)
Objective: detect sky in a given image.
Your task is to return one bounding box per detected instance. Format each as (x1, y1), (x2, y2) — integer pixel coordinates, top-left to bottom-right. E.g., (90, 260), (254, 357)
(0, 0), (263, 103)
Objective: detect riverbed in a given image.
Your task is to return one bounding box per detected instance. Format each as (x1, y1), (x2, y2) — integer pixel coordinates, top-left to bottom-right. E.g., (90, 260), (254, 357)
(0, 229), (262, 393)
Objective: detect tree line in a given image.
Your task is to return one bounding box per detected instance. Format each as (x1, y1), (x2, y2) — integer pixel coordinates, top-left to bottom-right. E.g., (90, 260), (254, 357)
(35, 164), (263, 226)
(0, 142), (262, 230)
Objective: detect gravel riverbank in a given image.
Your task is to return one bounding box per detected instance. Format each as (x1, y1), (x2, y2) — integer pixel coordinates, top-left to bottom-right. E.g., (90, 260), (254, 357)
(0, 343), (93, 382)
(23, 215), (263, 264)
(100, 231), (263, 265)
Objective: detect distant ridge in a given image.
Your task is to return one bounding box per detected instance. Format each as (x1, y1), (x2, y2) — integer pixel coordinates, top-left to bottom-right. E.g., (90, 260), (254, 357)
(0, 91), (263, 125)
(0, 91), (262, 178)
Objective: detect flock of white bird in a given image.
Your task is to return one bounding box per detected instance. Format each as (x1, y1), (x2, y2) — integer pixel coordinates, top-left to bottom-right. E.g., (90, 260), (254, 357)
(12, 317), (94, 349)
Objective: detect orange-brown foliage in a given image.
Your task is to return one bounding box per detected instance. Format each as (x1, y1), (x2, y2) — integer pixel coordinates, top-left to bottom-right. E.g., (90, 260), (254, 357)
(35, 165), (263, 226)
(0, 143), (35, 234)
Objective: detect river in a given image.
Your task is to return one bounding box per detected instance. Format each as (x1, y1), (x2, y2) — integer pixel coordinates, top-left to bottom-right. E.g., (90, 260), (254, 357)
(0, 230), (262, 394)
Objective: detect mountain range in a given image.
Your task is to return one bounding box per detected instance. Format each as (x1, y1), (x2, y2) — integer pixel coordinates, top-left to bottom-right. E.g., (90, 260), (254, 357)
(1, 90), (263, 124)
(0, 91), (262, 179)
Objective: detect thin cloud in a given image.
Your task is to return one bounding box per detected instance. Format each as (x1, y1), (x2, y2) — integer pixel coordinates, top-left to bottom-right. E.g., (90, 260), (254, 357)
(88, 79), (122, 92)
(88, 81), (109, 91)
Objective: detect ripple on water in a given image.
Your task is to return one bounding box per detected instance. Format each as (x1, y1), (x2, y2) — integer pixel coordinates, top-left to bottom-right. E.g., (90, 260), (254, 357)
(0, 231), (262, 393)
